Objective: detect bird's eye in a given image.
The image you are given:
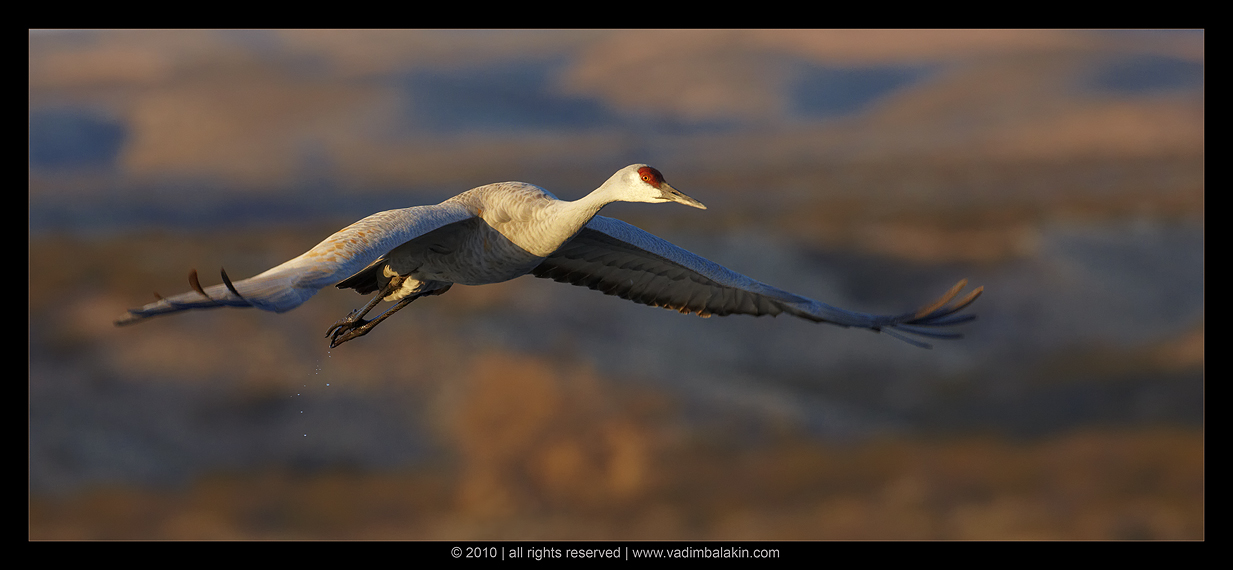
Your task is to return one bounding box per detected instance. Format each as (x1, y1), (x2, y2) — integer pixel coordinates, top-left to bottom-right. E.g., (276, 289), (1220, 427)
(636, 166), (663, 188)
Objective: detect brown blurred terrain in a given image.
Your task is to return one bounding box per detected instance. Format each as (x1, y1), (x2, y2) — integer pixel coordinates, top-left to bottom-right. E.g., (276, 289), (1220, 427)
(29, 30), (1202, 539)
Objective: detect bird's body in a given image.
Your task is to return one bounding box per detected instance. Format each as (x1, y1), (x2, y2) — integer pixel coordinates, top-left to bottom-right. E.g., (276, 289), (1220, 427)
(116, 165), (982, 348)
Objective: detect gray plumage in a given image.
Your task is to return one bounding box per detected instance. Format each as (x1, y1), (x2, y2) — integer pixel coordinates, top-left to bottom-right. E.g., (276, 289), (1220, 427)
(116, 164), (982, 348)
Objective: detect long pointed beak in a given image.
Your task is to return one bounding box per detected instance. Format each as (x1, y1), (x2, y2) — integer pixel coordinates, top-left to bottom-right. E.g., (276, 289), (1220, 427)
(661, 182), (707, 210)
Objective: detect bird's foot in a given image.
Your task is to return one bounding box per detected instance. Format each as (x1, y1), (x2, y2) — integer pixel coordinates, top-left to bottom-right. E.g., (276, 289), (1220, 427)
(323, 288), (430, 348)
(326, 310), (371, 348)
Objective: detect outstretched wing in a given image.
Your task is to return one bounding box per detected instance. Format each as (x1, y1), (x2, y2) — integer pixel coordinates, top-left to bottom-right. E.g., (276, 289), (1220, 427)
(115, 203), (476, 325)
(531, 216), (982, 348)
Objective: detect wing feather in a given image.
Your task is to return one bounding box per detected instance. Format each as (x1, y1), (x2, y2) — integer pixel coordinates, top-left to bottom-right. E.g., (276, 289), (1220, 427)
(531, 216), (982, 347)
(115, 203), (475, 325)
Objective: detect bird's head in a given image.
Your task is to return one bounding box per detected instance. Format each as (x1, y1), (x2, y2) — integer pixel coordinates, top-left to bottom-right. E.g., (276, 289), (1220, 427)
(603, 164), (707, 210)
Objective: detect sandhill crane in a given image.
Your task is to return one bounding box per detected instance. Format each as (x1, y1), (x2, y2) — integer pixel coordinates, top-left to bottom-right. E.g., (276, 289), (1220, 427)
(115, 164), (982, 348)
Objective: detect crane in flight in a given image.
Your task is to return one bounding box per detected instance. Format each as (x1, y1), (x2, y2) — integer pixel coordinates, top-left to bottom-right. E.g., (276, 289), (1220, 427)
(116, 165), (982, 348)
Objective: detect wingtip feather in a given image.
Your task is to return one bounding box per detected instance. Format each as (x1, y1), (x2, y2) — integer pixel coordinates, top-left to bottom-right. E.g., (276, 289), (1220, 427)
(913, 279), (967, 319)
(188, 269), (209, 299)
(881, 327), (934, 349)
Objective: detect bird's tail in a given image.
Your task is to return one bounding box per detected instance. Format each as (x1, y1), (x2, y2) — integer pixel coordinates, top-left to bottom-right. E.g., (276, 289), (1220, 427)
(114, 267), (320, 326)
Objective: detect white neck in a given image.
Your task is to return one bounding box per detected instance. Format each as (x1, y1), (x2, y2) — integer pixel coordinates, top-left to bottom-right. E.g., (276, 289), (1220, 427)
(571, 181), (624, 218)
(519, 179), (625, 256)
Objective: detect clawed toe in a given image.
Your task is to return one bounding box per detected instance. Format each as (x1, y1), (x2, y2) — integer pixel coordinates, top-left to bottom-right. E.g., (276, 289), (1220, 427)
(325, 310), (367, 343)
(328, 326), (368, 348)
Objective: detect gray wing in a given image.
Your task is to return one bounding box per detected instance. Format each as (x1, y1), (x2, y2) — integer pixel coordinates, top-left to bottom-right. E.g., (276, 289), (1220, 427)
(531, 216), (982, 348)
(115, 203), (475, 325)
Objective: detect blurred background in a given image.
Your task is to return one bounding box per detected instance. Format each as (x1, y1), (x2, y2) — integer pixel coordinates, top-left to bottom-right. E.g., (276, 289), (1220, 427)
(29, 29), (1203, 539)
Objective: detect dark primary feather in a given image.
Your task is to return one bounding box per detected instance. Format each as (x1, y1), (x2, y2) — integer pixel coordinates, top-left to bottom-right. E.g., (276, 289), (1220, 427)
(532, 219), (982, 348)
(533, 227), (788, 318)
